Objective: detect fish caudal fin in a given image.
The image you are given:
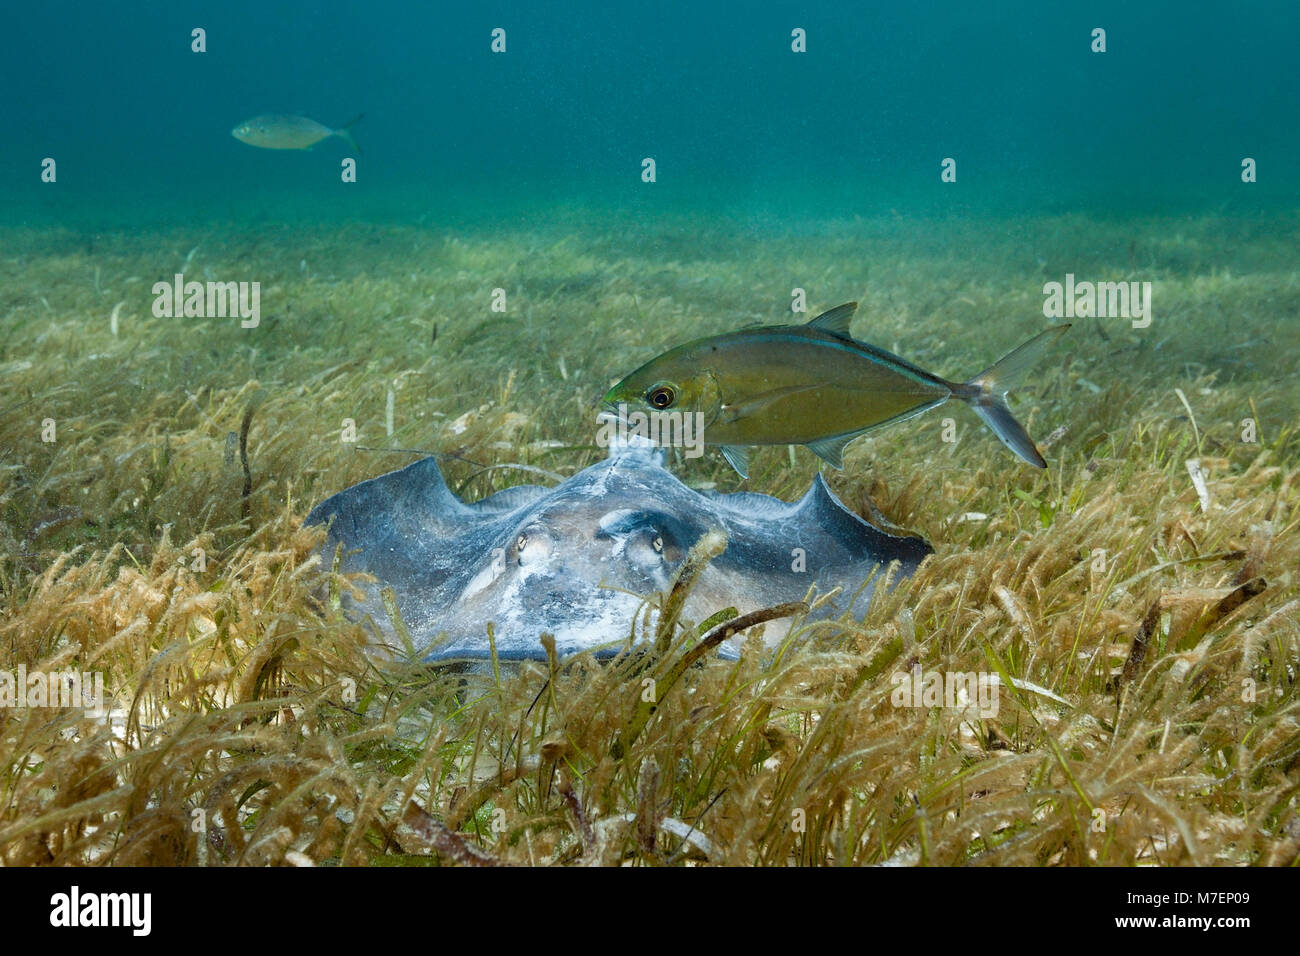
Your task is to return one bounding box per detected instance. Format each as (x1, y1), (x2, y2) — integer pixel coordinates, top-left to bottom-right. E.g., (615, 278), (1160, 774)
(335, 114), (364, 154)
(960, 325), (1070, 468)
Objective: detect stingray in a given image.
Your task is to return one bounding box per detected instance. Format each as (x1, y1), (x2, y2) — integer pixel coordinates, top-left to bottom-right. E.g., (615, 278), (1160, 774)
(306, 439), (932, 662)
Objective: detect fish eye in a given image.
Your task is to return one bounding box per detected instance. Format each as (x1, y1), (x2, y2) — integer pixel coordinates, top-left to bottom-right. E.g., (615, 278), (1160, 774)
(647, 384), (676, 409)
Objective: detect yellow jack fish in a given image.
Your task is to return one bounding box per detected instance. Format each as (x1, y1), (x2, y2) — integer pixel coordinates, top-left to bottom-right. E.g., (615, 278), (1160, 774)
(603, 302), (1069, 478)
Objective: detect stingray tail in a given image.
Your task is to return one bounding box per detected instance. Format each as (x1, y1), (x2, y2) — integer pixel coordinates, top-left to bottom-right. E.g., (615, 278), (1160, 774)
(335, 114), (364, 154)
(956, 325), (1070, 468)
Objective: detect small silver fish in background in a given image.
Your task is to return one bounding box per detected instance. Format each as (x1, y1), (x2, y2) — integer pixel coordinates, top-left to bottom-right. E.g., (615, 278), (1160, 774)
(231, 114), (363, 153)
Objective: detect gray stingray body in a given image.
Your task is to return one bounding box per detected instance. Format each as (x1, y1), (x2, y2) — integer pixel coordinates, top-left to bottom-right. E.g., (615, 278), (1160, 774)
(306, 441), (932, 662)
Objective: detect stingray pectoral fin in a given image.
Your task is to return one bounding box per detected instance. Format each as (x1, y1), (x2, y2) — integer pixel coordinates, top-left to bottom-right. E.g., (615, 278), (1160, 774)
(305, 455), (476, 541)
(797, 473), (933, 570)
(719, 383), (823, 424)
(718, 445), (751, 479)
(471, 484), (551, 514)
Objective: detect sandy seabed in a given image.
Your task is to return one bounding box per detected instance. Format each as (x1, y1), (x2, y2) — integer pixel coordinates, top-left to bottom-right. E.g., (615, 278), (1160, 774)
(1, 209), (1297, 865)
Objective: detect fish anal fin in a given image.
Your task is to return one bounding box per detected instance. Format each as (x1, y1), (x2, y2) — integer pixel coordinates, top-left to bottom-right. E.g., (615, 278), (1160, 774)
(805, 396), (952, 468)
(805, 433), (862, 469)
(806, 302), (858, 339)
(719, 445), (751, 479)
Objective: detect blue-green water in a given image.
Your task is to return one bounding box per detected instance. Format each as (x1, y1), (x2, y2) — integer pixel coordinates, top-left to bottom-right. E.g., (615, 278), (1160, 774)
(5, 1), (1298, 226)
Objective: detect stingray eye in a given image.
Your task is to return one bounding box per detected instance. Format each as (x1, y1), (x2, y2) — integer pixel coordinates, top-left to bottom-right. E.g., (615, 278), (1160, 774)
(513, 525), (553, 567)
(647, 385), (675, 409)
(652, 535), (663, 553)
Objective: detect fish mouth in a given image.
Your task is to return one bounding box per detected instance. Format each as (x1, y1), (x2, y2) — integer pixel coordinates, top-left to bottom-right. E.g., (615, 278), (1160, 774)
(595, 384), (621, 410)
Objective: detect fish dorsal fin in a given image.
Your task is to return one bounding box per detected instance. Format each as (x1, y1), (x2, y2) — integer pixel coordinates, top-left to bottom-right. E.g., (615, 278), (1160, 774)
(806, 302), (858, 339)
(805, 433), (859, 469)
(718, 445), (751, 479)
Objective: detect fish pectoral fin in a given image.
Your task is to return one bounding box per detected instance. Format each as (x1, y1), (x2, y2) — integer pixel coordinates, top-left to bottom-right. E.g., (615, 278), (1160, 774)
(806, 302), (858, 339)
(718, 445), (751, 479)
(805, 433), (862, 469)
(719, 383), (823, 423)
